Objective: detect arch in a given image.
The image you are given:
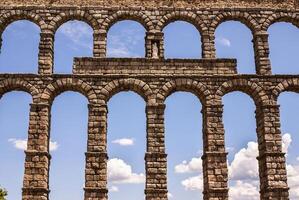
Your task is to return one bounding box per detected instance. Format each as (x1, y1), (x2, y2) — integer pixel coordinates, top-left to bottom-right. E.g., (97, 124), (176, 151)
(215, 79), (269, 106)
(210, 12), (259, 34)
(273, 79), (299, 100)
(41, 78), (97, 105)
(100, 78), (153, 104)
(102, 11), (153, 32)
(157, 11), (207, 33)
(49, 10), (100, 33)
(0, 10), (45, 35)
(0, 79), (39, 102)
(263, 13), (299, 31)
(157, 79), (212, 105)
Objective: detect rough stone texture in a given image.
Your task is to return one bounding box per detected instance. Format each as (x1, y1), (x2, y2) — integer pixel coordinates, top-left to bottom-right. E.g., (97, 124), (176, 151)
(0, 0), (296, 200)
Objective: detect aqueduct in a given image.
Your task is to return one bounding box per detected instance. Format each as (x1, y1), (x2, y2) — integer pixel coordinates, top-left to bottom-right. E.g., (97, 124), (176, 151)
(0, 0), (299, 199)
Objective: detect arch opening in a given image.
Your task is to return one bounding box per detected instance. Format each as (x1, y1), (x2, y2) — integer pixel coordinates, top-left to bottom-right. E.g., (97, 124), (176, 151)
(0, 91), (32, 199)
(165, 92), (203, 200)
(222, 91), (259, 200)
(49, 91), (88, 199)
(215, 21), (255, 74)
(107, 91), (146, 200)
(163, 21), (201, 59)
(54, 20), (93, 74)
(268, 22), (299, 74)
(0, 20), (40, 73)
(107, 20), (146, 58)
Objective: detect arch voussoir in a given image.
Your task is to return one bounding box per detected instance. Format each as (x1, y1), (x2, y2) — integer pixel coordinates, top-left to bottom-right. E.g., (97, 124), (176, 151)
(100, 78), (153, 104)
(40, 78), (97, 105)
(215, 79), (269, 106)
(157, 78), (211, 105)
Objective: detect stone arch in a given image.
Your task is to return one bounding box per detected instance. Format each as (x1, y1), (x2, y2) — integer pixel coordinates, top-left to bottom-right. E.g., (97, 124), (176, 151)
(215, 79), (269, 106)
(273, 79), (299, 100)
(41, 78), (97, 105)
(49, 10), (100, 34)
(100, 78), (154, 104)
(157, 11), (207, 34)
(210, 11), (259, 34)
(102, 11), (153, 33)
(0, 10), (45, 51)
(263, 12), (299, 31)
(0, 79), (39, 102)
(157, 79), (212, 105)
(0, 10), (46, 34)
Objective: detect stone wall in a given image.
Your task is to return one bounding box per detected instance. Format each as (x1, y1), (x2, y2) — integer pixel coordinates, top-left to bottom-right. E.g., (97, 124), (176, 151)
(0, 1), (298, 200)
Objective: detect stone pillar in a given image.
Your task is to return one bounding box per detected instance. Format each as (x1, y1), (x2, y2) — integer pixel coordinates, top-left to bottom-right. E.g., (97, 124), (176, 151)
(145, 104), (168, 200)
(253, 31), (272, 75)
(202, 31), (216, 59)
(145, 32), (164, 59)
(84, 104), (108, 200)
(38, 31), (54, 75)
(256, 104), (289, 200)
(202, 104), (228, 200)
(93, 31), (107, 58)
(22, 103), (51, 200)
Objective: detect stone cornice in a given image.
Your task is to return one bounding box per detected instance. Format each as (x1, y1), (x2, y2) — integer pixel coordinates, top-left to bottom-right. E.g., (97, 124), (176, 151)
(0, 0), (297, 9)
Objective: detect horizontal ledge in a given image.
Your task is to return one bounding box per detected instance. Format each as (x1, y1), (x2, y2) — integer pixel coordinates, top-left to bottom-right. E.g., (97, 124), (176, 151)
(22, 187), (50, 193)
(25, 150), (51, 159)
(85, 152), (108, 159)
(201, 152), (228, 159)
(84, 187), (108, 193)
(144, 189), (168, 194)
(203, 187), (229, 194)
(257, 152), (286, 160)
(260, 187), (290, 193)
(145, 152), (167, 159)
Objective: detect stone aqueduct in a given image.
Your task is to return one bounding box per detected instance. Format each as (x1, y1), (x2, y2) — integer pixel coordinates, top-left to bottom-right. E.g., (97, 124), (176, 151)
(0, 0), (299, 199)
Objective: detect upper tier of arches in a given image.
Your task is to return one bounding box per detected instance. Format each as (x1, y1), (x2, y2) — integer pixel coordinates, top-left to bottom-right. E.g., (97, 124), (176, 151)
(0, 8), (298, 75)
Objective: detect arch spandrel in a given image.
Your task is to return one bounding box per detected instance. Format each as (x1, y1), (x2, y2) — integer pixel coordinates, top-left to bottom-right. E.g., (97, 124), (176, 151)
(263, 13), (299, 31)
(273, 78), (299, 100)
(210, 12), (260, 34)
(157, 11), (207, 34)
(0, 11), (45, 33)
(0, 79), (39, 102)
(40, 78), (98, 105)
(49, 11), (100, 34)
(100, 78), (154, 105)
(102, 11), (153, 33)
(215, 79), (270, 106)
(157, 79), (212, 105)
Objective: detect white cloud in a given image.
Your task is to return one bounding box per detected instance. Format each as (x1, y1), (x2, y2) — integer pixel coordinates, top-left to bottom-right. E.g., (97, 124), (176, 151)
(175, 157), (202, 173)
(108, 158), (145, 184)
(282, 133), (292, 153)
(167, 192), (173, 198)
(229, 180), (259, 200)
(112, 138), (134, 146)
(216, 37), (231, 47)
(229, 141), (259, 180)
(181, 175), (203, 191)
(59, 21), (93, 50)
(110, 186), (119, 192)
(177, 133), (299, 199)
(8, 138), (58, 152)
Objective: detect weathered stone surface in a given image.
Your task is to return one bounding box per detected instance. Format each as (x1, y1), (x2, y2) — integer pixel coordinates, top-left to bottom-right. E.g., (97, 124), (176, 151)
(0, 1), (295, 200)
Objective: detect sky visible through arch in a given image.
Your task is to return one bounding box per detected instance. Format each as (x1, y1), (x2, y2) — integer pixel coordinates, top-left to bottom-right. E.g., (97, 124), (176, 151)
(0, 20), (299, 200)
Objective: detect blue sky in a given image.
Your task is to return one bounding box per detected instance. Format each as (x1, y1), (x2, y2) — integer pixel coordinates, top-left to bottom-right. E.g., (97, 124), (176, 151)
(0, 20), (299, 200)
